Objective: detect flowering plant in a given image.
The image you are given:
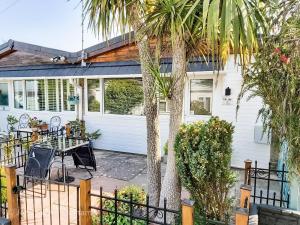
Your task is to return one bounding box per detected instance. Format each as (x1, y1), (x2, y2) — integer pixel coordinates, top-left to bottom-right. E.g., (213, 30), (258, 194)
(29, 117), (41, 128)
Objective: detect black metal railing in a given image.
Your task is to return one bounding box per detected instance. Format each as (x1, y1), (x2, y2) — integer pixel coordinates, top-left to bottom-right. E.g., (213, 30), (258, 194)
(90, 187), (180, 225)
(250, 161), (290, 208)
(15, 174), (80, 225)
(0, 129), (65, 169)
(0, 169), (7, 218)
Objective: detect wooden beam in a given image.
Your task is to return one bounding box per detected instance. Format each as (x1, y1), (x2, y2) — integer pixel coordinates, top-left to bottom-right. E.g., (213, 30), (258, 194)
(80, 178), (92, 225)
(5, 164), (20, 225)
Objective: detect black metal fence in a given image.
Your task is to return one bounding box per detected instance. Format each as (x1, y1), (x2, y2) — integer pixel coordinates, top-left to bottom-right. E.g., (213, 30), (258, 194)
(0, 169), (7, 218)
(250, 161), (289, 208)
(0, 129), (64, 169)
(15, 174), (80, 225)
(90, 188), (180, 225)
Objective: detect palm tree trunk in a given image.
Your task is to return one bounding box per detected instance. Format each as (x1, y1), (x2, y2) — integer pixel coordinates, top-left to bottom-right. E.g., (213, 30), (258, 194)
(160, 35), (186, 220)
(132, 16), (161, 207)
(138, 38), (162, 207)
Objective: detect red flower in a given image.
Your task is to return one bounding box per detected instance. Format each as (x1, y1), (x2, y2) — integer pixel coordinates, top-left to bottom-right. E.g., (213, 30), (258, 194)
(274, 48), (281, 54)
(280, 54), (290, 64)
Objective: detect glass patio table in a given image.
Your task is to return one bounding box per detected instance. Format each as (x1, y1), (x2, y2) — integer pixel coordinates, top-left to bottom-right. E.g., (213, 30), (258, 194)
(37, 136), (90, 182)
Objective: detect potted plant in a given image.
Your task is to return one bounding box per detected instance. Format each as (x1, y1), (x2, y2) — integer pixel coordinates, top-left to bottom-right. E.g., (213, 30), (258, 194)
(29, 117), (40, 130)
(7, 115), (18, 133)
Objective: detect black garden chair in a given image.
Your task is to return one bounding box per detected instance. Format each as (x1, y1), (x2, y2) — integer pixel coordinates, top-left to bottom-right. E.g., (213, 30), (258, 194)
(71, 141), (97, 171)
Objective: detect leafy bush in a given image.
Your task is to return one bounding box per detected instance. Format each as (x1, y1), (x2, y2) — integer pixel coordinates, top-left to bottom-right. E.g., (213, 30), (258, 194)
(163, 141), (168, 155)
(93, 185), (146, 225)
(174, 117), (235, 221)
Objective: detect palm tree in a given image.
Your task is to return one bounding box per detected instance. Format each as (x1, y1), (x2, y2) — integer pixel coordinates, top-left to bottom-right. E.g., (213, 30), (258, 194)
(144, 0), (266, 218)
(84, 0), (162, 207)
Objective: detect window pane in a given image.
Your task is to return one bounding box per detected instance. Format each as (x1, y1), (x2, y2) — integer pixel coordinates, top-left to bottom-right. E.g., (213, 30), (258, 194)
(14, 81), (23, 109)
(87, 79), (100, 112)
(190, 79), (213, 115)
(25, 80), (45, 111)
(104, 78), (144, 115)
(0, 83), (8, 106)
(63, 80), (75, 111)
(48, 79), (59, 111)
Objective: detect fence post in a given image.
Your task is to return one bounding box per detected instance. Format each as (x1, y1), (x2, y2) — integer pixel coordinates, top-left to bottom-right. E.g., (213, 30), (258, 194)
(240, 184), (252, 209)
(235, 208), (249, 225)
(5, 164), (20, 225)
(80, 178), (91, 225)
(244, 159), (252, 185)
(182, 199), (195, 225)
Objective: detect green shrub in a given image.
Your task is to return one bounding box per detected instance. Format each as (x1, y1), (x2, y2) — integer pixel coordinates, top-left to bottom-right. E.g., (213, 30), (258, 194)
(174, 117), (236, 221)
(93, 185), (146, 225)
(0, 168), (7, 204)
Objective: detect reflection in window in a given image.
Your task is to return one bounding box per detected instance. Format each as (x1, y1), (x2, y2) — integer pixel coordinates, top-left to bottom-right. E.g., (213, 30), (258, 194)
(87, 79), (100, 112)
(25, 80), (45, 111)
(190, 79), (213, 115)
(63, 80), (75, 111)
(0, 83), (8, 106)
(104, 78), (144, 115)
(14, 81), (23, 109)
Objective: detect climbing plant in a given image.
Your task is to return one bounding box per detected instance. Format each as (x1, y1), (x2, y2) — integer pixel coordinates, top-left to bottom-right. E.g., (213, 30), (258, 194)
(239, 15), (300, 175)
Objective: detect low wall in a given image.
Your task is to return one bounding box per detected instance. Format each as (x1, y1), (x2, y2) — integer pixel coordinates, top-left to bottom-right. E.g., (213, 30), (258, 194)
(257, 205), (300, 225)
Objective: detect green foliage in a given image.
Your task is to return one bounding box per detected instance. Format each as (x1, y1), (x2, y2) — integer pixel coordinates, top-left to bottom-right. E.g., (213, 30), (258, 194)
(6, 115), (18, 132)
(174, 117), (235, 221)
(239, 15), (300, 175)
(92, 186), (146, 225)
(104, 79), (144, 115)
(0, 167), (7, 204)
(85, 130), (101, 140)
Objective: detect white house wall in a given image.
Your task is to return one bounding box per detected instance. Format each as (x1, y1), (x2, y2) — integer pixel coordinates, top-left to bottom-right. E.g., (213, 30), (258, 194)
(0, 56), (270, 168)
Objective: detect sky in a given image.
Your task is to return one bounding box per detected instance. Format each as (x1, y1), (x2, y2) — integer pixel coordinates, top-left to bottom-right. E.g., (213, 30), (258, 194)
(0, 0), (104, 52)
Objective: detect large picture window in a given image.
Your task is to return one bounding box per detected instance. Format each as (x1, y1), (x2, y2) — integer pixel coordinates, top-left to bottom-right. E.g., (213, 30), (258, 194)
(104, 78), (144, 115)
(0, 83), (8, 106)
(13, 81), (24, 109)
(87, 79), (100, 112)
(190, 79), (213, 115)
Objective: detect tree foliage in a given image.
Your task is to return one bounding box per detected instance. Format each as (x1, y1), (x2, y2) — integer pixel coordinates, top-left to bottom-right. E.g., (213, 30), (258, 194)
(174, 117), (235, 220)
(239, 15), (300, 175)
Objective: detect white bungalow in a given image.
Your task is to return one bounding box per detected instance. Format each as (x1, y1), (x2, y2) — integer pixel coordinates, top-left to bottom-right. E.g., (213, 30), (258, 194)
(0, 34), (271, 168)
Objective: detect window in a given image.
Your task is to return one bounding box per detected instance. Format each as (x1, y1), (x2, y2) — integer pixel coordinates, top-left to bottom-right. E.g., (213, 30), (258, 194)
(14, 81), (24, 109)
(48, 79), (61, 111)
(25, 80), (45, 111)
(190, 79), (213, 115)
(159, 97), (170, 113)
(87, 79), (100, 112)
(104, 78), (144, 115)
(63, 80), (75, 111)
(0, 83), (8, 106)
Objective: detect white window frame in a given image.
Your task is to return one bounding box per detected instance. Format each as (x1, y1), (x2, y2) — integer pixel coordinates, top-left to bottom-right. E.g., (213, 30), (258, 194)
(185, 73), (217, 118)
